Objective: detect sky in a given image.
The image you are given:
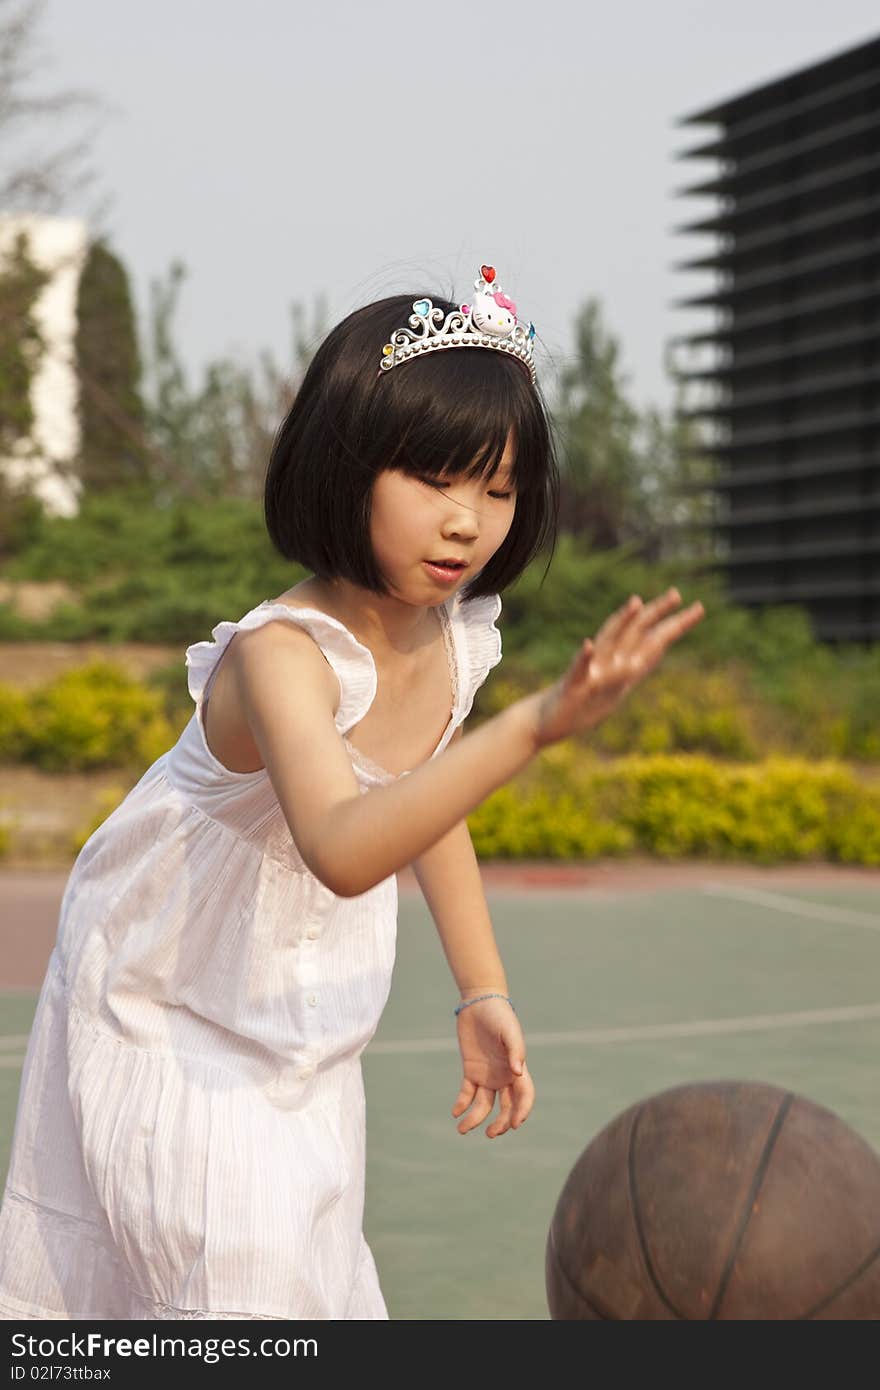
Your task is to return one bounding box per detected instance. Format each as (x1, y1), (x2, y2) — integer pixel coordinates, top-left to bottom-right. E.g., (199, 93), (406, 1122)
(24, 1), (880, 416)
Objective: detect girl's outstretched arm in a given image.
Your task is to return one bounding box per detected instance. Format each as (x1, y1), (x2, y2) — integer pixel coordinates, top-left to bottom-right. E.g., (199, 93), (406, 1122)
(233, 617), (541, 896)
(234, 588), (704, 898)
(238, 624), (538, 896)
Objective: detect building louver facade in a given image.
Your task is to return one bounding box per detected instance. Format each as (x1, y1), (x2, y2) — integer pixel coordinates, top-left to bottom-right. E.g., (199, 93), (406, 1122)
(675, 36), (880, 643)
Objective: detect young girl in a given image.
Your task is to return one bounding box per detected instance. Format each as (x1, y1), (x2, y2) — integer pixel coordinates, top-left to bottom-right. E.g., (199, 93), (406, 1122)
(0, 266), (704, 1321)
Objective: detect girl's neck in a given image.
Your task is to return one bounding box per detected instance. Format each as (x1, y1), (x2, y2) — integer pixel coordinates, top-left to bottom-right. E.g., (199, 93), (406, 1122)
(289, 576), (439, 660)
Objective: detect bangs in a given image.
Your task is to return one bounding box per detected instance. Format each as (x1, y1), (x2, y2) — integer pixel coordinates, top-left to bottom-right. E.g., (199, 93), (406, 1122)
(369, 333), (544, 492)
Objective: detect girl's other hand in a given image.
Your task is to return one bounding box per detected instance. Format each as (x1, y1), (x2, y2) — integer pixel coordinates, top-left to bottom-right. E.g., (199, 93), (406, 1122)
(530, 588), (705, 749)
(452, 997), (534, 1138)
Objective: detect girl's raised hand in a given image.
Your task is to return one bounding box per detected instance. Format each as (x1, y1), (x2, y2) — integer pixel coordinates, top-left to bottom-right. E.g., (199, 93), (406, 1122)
(531, 588), (705, 749)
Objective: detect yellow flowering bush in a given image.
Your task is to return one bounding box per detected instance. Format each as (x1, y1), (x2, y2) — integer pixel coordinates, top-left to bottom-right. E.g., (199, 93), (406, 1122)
(12, 661), (177, 771)
(0, 684), (32, 761)
(475, 664), (763, 759)
(0, 804), (14, 858)
(468, 754), (880, 866)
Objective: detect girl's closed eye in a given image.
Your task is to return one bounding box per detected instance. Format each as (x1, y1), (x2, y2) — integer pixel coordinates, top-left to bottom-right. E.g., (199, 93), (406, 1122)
(416, 476), (515, 501)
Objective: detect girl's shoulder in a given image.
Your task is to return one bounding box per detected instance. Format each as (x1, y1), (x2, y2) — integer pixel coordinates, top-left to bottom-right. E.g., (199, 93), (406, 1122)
(185, 587), (380, 745)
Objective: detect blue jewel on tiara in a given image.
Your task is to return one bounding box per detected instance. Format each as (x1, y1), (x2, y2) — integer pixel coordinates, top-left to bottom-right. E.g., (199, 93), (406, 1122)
(379, 264), (537, 386)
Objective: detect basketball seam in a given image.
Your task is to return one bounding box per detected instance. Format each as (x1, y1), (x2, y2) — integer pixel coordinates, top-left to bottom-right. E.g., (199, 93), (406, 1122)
(708, 1090), (794, 1320)
(546, 1223), (614, 1320)
(799, 1238), (880, 1319)
(628, 1105), (686, 1320)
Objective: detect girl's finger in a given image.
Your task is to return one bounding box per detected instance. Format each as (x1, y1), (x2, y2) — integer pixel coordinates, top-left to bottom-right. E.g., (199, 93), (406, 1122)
(457, 1086), (495, 1135)
(562, 640), (594, 690)
(593, 594), (643, 648)
(486, 1088), (513, 1139)
(642, 600), (705, 655)
(618, 588), (682, 650)
(510, 1068), (536, 1128)
(451, 1078), (477, 1117)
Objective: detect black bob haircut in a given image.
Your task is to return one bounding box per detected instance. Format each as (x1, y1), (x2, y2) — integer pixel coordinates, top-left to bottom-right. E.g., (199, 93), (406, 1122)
(264, 292), (560, 602)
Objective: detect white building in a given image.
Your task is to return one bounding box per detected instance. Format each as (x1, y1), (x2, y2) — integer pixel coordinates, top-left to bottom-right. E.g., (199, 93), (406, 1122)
(0, 213), (89, 518)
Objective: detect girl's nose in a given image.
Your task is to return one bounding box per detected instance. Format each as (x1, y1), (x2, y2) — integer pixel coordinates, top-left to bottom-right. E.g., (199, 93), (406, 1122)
(442, 494), (480, 537)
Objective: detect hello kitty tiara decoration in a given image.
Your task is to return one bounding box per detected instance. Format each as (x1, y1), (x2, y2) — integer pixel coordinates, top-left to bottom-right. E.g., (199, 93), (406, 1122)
(379, 264), (537, 386)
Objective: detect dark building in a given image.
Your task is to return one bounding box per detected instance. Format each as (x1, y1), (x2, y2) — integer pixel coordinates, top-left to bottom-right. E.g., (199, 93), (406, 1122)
(674, 35), (880, 643)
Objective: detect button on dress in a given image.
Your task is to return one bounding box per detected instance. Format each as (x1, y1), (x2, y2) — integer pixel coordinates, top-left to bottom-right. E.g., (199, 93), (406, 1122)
(0, 592), (502, 1320)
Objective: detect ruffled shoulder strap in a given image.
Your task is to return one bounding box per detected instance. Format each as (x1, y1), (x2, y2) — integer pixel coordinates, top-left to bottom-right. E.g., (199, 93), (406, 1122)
(452, 592), (503, 723)
(184, 601), (377, 736)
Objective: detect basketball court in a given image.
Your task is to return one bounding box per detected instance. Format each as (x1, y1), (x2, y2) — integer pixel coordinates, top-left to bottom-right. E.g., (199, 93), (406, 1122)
(2, 861), (879, 1319)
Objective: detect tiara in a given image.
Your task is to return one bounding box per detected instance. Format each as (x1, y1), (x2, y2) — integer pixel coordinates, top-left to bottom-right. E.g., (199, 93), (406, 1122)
(379, 264), (537, 386)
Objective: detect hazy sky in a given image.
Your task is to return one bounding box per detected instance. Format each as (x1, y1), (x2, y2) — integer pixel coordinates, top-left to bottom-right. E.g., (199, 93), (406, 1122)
(30, 1), (880, 415)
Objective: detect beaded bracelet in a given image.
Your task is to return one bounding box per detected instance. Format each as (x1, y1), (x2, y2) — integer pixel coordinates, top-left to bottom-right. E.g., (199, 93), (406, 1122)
(454, 993), (516, 1017)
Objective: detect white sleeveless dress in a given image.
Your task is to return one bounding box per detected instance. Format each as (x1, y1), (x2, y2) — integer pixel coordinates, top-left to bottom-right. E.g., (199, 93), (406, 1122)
(0, 592), (502, 1320)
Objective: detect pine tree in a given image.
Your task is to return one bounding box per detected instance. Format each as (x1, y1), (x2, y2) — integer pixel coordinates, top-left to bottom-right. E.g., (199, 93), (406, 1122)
(74, 240), (147, 493)
(552, 297), (717, 566)
(553, 297), (644, 549)
(0, 229), (48, 456)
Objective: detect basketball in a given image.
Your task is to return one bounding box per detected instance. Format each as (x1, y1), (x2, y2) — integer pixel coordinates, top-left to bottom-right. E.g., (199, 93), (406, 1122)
(546, 1080), (880, 1319)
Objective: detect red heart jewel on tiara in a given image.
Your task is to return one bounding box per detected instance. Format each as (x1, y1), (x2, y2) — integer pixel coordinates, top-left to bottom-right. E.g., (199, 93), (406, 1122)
(480, 265), (496, 283)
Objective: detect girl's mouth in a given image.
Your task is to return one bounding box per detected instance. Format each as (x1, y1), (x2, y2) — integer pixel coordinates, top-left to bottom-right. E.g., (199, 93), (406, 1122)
(424, 560), (467, 583)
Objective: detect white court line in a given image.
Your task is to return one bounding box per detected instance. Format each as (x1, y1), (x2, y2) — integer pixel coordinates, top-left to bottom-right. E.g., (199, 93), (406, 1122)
(369, 1001), (880, 1055)
(4, 1002), (880, 1069)
(701, 882), (880, 930)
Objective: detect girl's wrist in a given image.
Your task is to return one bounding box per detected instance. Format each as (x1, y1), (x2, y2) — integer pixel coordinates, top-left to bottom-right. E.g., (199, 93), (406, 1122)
(507, 691), (547, 756)
(458, 983), (509, 1001)
(454, 991), (515, 1018)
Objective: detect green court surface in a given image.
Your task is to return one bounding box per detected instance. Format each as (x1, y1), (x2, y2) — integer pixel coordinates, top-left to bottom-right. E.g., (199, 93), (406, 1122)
(2, 879), (879, 1319)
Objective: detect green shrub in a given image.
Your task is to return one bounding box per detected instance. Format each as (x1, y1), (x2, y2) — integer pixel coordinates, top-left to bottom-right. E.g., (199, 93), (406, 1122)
(596, 755), (827, 863)
(476, 662), (772, 761)
(825, 787), (880, 864)
(468, 754), (880, 866)
(0, 491), (298, 642)
(16, 661), (178, 771)
(144, 659), (199, 724)
(591, 665), (760, 759)
(467, 784), (634, 860)
(0, 683), (33, 760)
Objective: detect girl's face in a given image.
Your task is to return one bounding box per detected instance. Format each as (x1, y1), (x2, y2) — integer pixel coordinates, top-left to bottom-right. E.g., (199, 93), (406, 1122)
(369, 432), (517, 604)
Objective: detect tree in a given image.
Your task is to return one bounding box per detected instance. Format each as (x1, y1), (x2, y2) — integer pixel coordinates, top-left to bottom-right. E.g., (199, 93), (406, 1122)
(74, 240), (147, 493)
(0, 226), (46, 454)
(142, 260), (326, 502)
(0, 1), (110, 532)
(0, 0), (105, 215)
(0, 228), (46, 556)
(552, 297), (718, 567)
(636, 344), (718, 566)
(553, 297), (646, 549)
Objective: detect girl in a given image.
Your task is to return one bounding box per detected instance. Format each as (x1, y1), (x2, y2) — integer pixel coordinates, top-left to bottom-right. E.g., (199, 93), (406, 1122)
(0, 267), (704, 1321)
